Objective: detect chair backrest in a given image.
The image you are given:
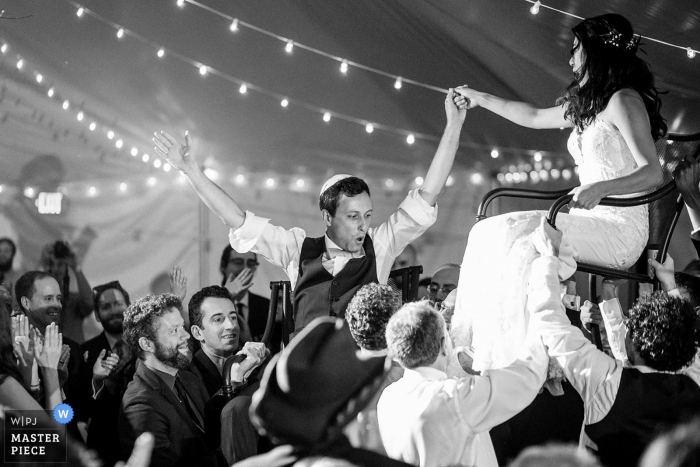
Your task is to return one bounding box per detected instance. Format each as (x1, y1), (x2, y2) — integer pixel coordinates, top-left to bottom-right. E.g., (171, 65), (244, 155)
(387, 265), (424, 304)
(648, 132), (700, 248)
(270, 281), (293, 346)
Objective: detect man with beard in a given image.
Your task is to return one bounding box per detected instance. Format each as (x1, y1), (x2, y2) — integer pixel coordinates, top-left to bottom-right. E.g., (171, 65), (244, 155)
(79, 281), (136, 464)
(119, 293), (224, 467)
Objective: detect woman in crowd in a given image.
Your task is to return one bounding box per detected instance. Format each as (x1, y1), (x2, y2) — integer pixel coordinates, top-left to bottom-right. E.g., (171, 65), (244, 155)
(450, 13), (666, 373)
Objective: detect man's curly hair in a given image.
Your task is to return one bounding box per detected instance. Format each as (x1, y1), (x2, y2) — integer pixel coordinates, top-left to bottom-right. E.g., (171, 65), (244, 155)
(386, 300), (444, 369)
(345, 283), (401, 350)
(626, 291), (700, 372)
(123, 293), (183, 360)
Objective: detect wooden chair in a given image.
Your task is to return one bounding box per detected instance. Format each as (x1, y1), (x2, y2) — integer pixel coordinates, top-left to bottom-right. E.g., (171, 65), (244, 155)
(477, 131), (700, 348)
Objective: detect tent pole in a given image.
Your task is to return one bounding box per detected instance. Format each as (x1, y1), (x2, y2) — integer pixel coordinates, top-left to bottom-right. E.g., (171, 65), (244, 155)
(198, 200), (210, 290)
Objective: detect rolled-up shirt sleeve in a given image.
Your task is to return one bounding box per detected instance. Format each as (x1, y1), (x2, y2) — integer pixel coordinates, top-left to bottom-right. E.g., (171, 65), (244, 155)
(228, 211), (306, 287)
(371, 189), (438, 283)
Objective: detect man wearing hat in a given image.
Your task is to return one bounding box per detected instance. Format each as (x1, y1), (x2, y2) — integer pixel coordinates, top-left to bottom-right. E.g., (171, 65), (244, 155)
(250, 316), (413, 466)
(154, 91), (467, 337)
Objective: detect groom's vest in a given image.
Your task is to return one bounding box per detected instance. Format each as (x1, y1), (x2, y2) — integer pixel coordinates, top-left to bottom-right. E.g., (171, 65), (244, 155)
(293, 235), (378, 334)
(584, 368), (700, 467)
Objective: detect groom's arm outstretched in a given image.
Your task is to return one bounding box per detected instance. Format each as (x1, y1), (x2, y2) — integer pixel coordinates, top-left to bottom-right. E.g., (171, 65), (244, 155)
(153, 131), (246, 230)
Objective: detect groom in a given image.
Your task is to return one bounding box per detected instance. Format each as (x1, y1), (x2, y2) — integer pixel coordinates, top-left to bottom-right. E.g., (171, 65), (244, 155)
(153, 91), (467, 337)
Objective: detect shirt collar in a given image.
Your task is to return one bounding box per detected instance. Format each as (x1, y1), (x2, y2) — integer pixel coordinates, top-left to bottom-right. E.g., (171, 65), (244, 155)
(403, 366), (448, 381)
(145, 363), (178, 392)
(201, 344), (230, 375)
(324, 234), (365, 259)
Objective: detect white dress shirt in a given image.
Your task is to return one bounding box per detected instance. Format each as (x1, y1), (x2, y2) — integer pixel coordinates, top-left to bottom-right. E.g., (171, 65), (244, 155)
(377, 343), (548, 467)
(228, 189), (437, 289)
(527, 256), (700, 431)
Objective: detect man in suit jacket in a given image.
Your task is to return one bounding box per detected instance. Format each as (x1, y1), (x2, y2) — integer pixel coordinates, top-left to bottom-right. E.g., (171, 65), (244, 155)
(119, 293), (224, 467)
(187, 285), (268, 464)
(78, 281), (136, 465)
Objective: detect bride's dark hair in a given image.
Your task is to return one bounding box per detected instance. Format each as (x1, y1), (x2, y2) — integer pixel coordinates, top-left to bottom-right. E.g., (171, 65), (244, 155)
(556, 13), (667, 141)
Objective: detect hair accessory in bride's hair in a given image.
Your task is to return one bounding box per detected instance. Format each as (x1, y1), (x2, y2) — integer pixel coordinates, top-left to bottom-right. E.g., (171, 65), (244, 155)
(599, 22), (640, 52)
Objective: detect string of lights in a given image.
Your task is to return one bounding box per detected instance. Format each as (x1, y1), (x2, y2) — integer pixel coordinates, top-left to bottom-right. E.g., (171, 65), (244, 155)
(525, 0), (697, 58)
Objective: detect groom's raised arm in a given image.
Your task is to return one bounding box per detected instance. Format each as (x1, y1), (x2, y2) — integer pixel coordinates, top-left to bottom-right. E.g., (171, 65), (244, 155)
(153, 131), (246, 230)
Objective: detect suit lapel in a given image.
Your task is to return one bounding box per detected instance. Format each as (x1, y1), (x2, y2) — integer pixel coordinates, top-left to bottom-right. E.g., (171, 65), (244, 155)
(194, 350), (223, 389)
(137, 364), (203, 437)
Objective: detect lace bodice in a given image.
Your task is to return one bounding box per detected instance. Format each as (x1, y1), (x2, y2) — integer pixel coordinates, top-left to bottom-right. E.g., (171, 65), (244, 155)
(567, 119), (641, 196)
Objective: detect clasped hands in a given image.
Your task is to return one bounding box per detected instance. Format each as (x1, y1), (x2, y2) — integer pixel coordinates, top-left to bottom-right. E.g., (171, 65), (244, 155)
(12, 317), (69, 372)
(230, 342), (269, 383)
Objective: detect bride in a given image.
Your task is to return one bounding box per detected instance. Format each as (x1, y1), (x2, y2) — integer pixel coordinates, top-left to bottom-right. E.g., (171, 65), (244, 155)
(450, 13), (666, 373)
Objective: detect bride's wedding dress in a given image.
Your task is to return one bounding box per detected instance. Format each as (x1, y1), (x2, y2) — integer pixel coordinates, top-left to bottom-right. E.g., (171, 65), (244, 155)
(450, 119), (649, 373)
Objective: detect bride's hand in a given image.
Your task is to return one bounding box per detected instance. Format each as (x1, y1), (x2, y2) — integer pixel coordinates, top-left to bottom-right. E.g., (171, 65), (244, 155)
(453, 85), (480, 110)
(569, 183), (606, 210)
(445, 89), (467, 124)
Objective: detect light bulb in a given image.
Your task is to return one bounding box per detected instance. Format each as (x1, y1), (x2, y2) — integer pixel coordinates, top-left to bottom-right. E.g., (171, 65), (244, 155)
(230, 19), (239, 32)
(36, 74), (43, 83)
(77, 112), (84, 121)
(340, 60), (348, 74)
(365, 123), (374, 133)
(491, 149), (499, 158)
(116, 139), (123, 149)
(107, 130), (114, 140)
(394, 77), (402, 90)
(16, 59), (23, 70)
(89, 122), (96, 131)
(530, 0), (541, 14)
(235, 174), (246, 185)
(88, 186), (97, 196)
(119, 183), (127, 192)
(163, 163), (171, 172)
(551, 169), (560, 180)
(471, 173), (483, 184)
(0, 44), (7, 54)
(48, 88), (54, 97)
(154, 159), (162, 169)
(385, 179), (394, 188)
(534, 151), (542, 162)
(266, 178), (276, 188)
(142, 154), (150, 162)
(296, 179), (305, 188)
(177, 0), (185, 7)
(62, 100), (69, 110)
(285, 40), (294, 53)
(131, 147), (138, 156)
(446, 175), (455, 186)
(281, 98), (289, 107)
(415, 176), (424, 186)
(199, 65), (208, 75)
(117, 28), (124, 39)
(323, 112), (331, 122)
(406, 134), (415, 145)
(688, 47), (697, 59)
(77, 7), (84, 17)
(147, 177), (156, 186)
(157, 48), (165, 58)
(239, 83), (247, 94)
(505, 173), (513, 182)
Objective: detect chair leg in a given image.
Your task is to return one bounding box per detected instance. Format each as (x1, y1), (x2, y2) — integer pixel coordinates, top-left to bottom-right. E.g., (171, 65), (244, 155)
(588, 275), (604, 352)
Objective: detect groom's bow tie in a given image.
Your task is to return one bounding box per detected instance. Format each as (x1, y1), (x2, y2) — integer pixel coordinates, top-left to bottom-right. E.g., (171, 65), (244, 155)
(327, 248), (364, 260)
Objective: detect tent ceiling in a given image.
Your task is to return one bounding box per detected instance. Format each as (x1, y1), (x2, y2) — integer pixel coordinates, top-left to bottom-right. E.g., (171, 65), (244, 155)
(0, 0), (698, 187)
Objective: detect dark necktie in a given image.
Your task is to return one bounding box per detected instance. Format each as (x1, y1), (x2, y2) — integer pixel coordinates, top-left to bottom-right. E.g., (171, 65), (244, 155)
(112, 339), (131, 372)
(174, 375), (205, 433)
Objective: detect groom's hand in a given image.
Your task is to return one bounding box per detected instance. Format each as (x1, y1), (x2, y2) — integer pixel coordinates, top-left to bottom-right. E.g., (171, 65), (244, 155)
(532, 217), (563, 257)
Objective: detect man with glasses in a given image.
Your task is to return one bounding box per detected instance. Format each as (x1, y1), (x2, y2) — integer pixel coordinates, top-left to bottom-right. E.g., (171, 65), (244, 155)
(219, 245), (270, 342)
(428, 263), (460, 305)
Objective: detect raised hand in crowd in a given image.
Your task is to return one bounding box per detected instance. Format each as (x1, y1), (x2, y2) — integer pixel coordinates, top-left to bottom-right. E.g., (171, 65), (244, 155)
(231, 445), (297, 467)
(169, 266), (187, 302)
(12, 314), (35, 384)
(92, 348), (121, 382)
(33, 323), (64, 409)
(226, 267), (254, 301)
(153, 131), (197, 172)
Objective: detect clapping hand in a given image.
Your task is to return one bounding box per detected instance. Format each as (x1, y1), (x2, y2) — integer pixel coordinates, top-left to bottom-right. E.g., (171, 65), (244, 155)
(153, 131), (196, 172)
(93, 349), (121, 382)
(34, 323), (63, 370)
(12, 314), (35, 369)
(226, 268), (254, 301)
(169, 266), (188, 302)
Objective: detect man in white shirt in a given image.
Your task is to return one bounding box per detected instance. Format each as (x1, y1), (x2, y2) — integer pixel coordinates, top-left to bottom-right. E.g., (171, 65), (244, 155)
(377, 301), (548, 467)
(529, 218), (700, 467)
(153, 91), (467, 336)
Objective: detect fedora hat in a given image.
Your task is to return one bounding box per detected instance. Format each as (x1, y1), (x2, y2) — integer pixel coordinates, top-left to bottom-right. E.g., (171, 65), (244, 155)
(251, 317), (390, 446)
